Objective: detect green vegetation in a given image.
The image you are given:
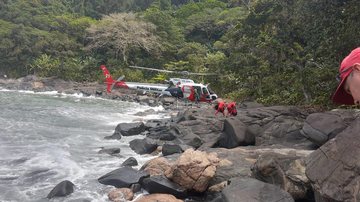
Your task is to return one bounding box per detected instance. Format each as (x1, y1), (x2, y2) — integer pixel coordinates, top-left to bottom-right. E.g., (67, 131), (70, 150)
(1, 0), (360, 107)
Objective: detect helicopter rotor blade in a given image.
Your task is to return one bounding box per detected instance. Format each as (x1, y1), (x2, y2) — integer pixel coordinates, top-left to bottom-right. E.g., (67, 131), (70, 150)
(129, 65), (217, 76)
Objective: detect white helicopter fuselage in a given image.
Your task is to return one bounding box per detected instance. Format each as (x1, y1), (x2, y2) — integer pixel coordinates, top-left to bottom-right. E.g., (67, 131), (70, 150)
(125, 82), (172, 96)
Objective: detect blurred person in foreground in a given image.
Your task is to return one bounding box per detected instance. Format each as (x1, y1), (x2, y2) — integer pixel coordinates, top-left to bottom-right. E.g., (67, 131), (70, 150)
(332, 47), (360, 105)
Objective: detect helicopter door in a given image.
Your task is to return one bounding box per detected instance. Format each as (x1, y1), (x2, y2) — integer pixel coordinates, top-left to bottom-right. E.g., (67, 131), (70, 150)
(182, 85), (195, 101)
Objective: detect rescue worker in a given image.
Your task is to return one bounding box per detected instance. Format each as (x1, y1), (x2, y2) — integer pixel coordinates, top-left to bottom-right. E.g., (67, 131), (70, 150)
(226, 102), (237, 116)
(215, 100), (226, 116)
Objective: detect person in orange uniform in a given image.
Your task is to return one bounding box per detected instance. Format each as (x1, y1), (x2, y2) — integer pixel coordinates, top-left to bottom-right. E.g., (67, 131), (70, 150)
(226, 102), (237, 116)
(215, 101), (226, 116)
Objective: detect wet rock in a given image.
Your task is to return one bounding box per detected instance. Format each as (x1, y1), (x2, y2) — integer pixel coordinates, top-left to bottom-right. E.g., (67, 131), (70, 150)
(98, 167), (149, 188)
(134, 109), (156, 116)
(98, 148), (121, 156)
(104, 133), (122, 140)
(221, 177), (294, 202)
(121, 157), (138, 167)
(47, 180), (75, 199)
(129, 138), (158, 155)
(141, 175), (187, 198)
(114, 122), (145, 136)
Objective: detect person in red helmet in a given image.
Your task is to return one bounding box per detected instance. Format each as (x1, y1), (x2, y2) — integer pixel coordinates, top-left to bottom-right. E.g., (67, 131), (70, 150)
(332, 47), (360, 105)
(226, 102), (237, 116)
(215, 101), (226, 116)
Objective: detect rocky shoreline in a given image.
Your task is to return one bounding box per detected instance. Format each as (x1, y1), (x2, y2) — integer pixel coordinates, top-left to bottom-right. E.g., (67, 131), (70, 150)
(2, 76), (360, 202)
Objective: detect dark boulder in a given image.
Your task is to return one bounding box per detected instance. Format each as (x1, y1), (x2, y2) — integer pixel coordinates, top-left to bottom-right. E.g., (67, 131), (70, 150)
(47, 180), (75, 199)
(306, 118), (360, 202)
(129, 138), (158, 154)
(216, 118), (255, 148)
(221, 177), (294, 202)
(162, 144), (183, 156)
(98, 167), (149, 188)
(98, 148), (120, 156)
(141, 175), (187, 199)
(146, 126), (177, 141)
(114, 122), (145, 136)
(122, 157), (138, 167)
(300, 110), (357, 146)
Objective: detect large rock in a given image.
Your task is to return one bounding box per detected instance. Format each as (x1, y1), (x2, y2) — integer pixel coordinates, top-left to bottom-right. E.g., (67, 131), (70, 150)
(165, 149), (220, 192)
(162, 144), (183, 156)
(141, 157), (173, 176)
(47, 180), (75, 199)
(216, 118), (255, 148)
(221, 177), (294, 202)
(141, 175), (187, 198)
(129, 138), (158, 154)
(306, 118), (360, 201)
(134, 193), (183, 202)
(237, 106), (313, 149)
(205, 147), (312, 187)
(98, 167), (149, 188)
(300, 110), (357, 146)
(146, 126), (177, 141)
(121, 157), (138, 167)
(108, 188), (134, 202)
(251, 153), (312, 200)
(114, 122), (145, 137)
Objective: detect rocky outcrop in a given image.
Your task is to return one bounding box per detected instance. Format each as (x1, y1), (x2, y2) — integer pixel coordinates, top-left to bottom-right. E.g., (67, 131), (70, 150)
(251, 153), (312, 200)
(165, 149), (220, 192)
(306, 118), (360, 202)
(221, 177), (294, 202)
(205, 147), (312, 188)
(216, 118), (255, 148)
(300, 109), (358, 146)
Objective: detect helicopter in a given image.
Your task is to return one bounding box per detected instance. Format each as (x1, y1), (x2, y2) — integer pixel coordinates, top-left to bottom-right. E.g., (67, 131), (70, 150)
(100, 65), (218, 102)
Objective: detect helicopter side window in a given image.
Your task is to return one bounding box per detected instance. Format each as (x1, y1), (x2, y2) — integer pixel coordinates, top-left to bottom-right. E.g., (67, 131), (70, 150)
(202, 87), (209, 95)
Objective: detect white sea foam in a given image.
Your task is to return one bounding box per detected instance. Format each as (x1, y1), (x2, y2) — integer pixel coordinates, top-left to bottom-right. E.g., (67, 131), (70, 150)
(0, 89), (171, 201)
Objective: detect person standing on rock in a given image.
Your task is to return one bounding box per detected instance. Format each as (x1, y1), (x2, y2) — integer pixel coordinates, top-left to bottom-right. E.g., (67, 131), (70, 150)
(226, 101), (237, 116)
(332, 47), (360, 105)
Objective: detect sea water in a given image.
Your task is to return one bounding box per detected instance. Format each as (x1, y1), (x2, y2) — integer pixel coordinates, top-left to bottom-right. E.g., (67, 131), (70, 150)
(0, 90), (166, 202)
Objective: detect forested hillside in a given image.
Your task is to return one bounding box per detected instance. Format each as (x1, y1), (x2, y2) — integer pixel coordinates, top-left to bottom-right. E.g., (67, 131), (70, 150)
(1, 0), (360, 106)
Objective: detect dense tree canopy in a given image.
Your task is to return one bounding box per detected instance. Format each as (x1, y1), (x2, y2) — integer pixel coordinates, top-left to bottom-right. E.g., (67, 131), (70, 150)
(1, 0), (360, 106)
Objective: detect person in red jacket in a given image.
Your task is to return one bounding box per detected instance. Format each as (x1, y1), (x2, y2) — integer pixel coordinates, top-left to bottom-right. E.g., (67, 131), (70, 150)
(215, 101), (226, 116)
(226, 102), (237, 116)
(332, 47), (360, 105)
